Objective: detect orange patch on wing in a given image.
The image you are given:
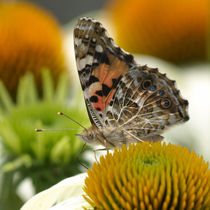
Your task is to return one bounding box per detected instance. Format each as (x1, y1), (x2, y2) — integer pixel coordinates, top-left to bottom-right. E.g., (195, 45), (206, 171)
(103, 58), (129, 107)
(88, 82), (104, 112)
(93, 95), (104, 112)
(89, 57), (129, 112)
(105, 90), (115, 107)
(93, 56), (128, 86)
(103, 58), (128, 87)
(93, 63), (110, 82)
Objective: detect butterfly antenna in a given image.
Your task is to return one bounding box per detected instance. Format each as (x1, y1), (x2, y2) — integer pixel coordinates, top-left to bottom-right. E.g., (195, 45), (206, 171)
(57, 112), (87, 130)
(35, 128), (83, 132)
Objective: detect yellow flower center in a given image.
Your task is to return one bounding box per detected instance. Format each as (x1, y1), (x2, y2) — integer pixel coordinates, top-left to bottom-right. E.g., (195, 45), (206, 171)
(84, 142), (210, 209)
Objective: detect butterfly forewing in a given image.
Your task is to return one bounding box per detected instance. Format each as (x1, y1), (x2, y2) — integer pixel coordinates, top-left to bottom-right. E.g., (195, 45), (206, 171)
(74, 17), (136, 129)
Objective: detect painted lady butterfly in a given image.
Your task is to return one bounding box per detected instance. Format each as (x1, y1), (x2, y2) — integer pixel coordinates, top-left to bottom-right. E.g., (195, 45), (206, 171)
(74, 17), (189, 148)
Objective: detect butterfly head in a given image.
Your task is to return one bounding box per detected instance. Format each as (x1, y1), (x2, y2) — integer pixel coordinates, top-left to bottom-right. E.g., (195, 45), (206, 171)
(76, 127), (101, 146)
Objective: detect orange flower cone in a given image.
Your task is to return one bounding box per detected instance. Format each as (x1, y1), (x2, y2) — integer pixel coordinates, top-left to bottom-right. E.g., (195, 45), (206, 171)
(0, 1), (66, 98)
(107, 0), (208, 64)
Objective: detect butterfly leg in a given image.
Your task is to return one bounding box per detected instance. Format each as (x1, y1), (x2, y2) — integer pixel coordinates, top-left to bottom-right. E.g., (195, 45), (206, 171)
(76, 143), (89, 169)
(93, 147), (110, 163)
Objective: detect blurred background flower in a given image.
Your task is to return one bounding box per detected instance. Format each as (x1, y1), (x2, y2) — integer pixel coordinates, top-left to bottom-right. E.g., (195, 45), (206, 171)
(106, 0), (208, 64)
(0, 0), (209, 209)
(0, 1), (66, 99)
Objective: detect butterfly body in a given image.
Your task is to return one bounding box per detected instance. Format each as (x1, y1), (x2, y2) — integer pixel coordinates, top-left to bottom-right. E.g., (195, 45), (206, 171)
(74, 17), (189, 148)
(77, 126), (129, 149)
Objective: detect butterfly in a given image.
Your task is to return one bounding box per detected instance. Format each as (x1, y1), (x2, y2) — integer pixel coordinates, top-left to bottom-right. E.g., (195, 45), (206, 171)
(74, 17), (189, 149)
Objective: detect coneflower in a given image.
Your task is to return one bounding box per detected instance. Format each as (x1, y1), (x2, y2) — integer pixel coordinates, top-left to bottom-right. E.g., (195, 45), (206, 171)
(0, 1), (66, 98)
(107, 0), (208, 64)
(84, 142), (210, 209)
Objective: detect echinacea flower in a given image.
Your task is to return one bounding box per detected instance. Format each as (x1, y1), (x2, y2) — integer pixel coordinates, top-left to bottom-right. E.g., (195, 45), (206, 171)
(107, 0), (208, 64)
(0, 1), (66, 98)
(84, 142), (210, 209)
(21, 142), (210, 210)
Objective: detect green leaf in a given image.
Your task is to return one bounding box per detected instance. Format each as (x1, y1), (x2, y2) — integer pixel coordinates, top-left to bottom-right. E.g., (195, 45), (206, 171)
(0, 80), (14, 110)
(54, 72), (69, 102)
(16, 75), (28, 106)
(32, 132), (47, 162)
(50, 136), (71, 164)
(0, 154), (32, 172)
(0, 119), (21, 154)
(42, 69), (54, 101)
(24, 73), (38, 104)
(0, 172), (24, 210)
(16, 73), (38, 105)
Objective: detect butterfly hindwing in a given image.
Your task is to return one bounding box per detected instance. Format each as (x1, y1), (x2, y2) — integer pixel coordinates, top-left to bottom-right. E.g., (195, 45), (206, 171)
(104, 65), (189, 141)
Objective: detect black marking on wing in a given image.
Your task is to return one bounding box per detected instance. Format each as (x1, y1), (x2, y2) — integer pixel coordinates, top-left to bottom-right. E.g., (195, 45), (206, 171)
(78, 65), (91, 76)
(95, 52), (110, 65)
(90, 96), (98, 103)
(86, 76), (99, 87)
(95, 90), (103, 96)
(96, 107), (102, 111)
(102, 84), (111, 96)
(124, 54), (134, 63)
(112, 76), (122, 89)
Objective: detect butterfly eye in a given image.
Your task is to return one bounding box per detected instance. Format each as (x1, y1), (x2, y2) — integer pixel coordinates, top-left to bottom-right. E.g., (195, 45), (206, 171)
(161, 98), (171, 109)
(142, 79), (152, 89)
(89, 133), (94, 139)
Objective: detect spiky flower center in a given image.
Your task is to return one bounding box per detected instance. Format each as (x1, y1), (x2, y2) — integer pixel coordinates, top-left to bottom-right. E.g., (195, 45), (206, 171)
(84, 142), (210, 209)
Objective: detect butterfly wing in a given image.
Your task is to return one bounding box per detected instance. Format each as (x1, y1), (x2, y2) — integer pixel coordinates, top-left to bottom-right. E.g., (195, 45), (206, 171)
(74, 17), (189, 144)
(74, 17), (135, 129)
(104, 65), (189, 141)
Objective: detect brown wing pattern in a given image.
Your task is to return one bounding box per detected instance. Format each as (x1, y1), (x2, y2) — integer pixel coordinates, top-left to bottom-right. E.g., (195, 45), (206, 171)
(74, 17), (135, 128)
(105, 65), (189, 141)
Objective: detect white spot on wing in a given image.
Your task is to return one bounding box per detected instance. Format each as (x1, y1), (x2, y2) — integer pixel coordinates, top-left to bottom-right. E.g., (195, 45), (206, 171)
(101, 36), (107, 44)
(117, 88), (123, 98)
(96, 45), (103, 53)
(93, 58), (98, 63)
(168, 114), (177, 124)
(110, 39), (118, 48)
(79, 24), (94, 31)
(78, 54), (93, 70)
(74, 38), (82, 46)
(121, 48), (128, 55)
(104, 31), (110, 38)
(133, 79), (139, 87)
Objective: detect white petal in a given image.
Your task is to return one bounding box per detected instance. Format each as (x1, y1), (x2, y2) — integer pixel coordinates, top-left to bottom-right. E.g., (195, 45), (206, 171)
(49, 195), (91, 210)
(21, 173), (88, 210)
